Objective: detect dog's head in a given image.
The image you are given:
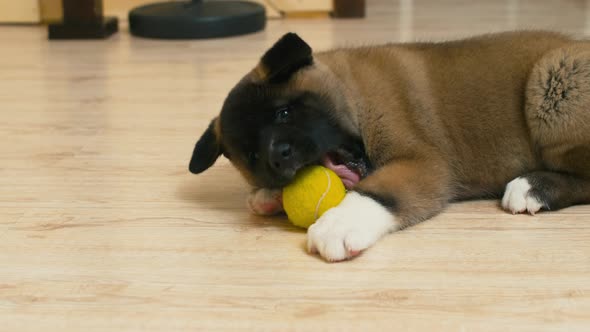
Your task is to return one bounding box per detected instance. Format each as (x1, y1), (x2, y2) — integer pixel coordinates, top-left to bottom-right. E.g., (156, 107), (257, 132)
(189, 33), (369, 189)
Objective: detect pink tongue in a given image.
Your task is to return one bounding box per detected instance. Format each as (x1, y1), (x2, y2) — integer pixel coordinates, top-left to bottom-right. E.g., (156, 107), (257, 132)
(322, 155), (360, 190)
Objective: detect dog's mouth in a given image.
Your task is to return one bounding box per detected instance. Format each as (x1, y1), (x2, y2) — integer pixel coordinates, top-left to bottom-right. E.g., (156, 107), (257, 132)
(321, 151), (369, 190)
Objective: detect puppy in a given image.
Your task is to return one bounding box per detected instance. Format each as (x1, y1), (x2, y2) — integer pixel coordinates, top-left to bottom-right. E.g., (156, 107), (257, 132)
(189, 31), (590, 262)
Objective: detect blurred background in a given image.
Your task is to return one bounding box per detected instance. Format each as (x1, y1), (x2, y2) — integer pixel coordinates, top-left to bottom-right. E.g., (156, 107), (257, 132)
(2, 0), (590, 41)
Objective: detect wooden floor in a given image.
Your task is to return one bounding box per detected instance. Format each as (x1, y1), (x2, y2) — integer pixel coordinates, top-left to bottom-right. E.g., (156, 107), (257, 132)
(1, 1), (590, 331)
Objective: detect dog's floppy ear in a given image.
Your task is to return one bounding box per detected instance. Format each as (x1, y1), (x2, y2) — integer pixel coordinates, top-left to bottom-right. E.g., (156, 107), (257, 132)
(255, 33), (313, 83)
(189, 118), (222, 174)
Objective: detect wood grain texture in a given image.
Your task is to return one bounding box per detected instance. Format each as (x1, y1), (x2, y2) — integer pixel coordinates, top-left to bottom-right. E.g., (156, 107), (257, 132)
(1, 1), (589, 331)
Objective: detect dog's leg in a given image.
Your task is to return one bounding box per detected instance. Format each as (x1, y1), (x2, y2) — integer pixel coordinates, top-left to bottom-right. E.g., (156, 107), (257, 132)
(248, 188), (284, 216)
(502, 171), (590, 214)
(516, 45), (590, 214)
(306, 191), (395, 262)
(307, 158), (451, 262)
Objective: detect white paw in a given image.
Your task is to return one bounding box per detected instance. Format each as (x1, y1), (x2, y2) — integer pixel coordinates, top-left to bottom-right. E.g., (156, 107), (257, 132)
(247, 188), (283, 216)
(307, 192), (398, 262)
(501, 177), (544, 215)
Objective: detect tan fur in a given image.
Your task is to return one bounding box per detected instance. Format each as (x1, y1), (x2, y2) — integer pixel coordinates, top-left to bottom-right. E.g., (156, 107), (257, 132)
(225, 31), (590, 228)
(213, 117), (222, 139)
(294, 31), (587, 227)
(525, 44), (590, 178)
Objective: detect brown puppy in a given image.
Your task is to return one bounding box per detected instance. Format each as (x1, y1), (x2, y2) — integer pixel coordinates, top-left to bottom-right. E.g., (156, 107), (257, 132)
(189, 31), (590, 262)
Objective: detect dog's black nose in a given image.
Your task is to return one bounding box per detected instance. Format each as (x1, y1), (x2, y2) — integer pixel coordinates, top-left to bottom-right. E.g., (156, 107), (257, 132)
(269, 142), (295, 175)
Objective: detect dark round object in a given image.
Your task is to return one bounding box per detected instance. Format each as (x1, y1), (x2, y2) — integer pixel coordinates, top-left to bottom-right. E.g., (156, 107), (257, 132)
(129, 0), (266, 39)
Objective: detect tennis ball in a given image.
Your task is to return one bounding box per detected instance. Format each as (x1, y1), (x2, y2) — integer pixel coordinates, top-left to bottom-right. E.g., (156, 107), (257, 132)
(282, 166), (346, 229)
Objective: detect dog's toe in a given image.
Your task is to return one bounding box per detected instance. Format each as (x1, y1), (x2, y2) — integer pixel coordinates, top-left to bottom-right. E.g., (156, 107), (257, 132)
(248, 188), (283, 216)
(306, 192), (397, 262)
(502, 177), (544, 215)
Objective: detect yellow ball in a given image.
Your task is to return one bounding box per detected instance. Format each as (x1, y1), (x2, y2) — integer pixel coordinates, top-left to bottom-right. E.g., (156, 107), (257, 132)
(282, 166), (346, 229)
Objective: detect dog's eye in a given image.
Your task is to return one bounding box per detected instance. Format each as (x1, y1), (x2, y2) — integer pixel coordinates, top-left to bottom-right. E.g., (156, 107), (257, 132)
(275, 106), (291, 123)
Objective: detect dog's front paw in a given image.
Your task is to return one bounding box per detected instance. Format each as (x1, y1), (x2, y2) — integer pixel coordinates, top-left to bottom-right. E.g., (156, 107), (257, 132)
(247, 188), (283, 216)
(307, 192), (397, 262)
(502, 177), (545, 215)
